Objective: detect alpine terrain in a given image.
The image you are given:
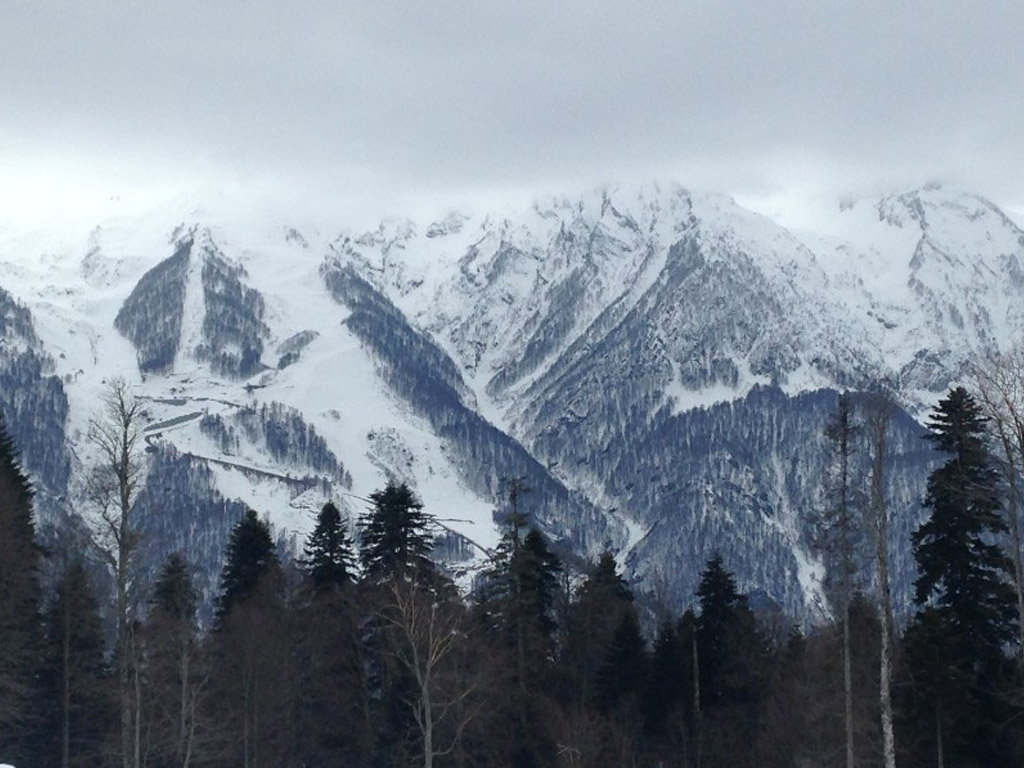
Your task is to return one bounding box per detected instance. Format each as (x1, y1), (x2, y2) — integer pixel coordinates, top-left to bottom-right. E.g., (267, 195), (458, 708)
(2, 181), (1021, 618)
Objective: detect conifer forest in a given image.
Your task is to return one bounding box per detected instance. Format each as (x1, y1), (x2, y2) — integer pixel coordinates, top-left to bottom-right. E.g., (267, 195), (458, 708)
(2, 379), (1024, 768)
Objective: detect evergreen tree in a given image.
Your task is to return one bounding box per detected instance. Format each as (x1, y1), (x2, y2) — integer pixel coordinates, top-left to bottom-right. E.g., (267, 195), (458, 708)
(644, 618), (688, 743)
(297, 507), (368, 765)
(907, 386), (1020, 765)
(595, 609), (648, 713)
(304, 500), (356, 591)
(821, 391), (862, 768)
(207, 510), (295, 766)
(152, 551), (199, 621)
(472, 498), (562, 768)
(41, 558), (116, 768)
(564, 551), (636, 707)
(0, 417), (44, 763)
(215, 508), (281, 622)
(360, 482), (435, 582)
(694, 554), (764, 767)
(913, 386), (1018, 655)
(143, 552), (201, 767)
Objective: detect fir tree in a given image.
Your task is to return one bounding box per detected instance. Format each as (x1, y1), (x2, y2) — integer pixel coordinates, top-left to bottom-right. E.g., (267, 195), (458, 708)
(215, 509), (281, 622)
(907, 386), (1019, 765)
(471, 493), (562, 768)
(913, 386), (1018, 655)
(694, 554), (764, 767)
(208, 510), (294, 766)
(304, 501), (356, 591)
(511, 528), (563, 636)
(696, 553), (753, 709)
(360, 482), (434, 582)
(643, 618), (688, 742)
(565, 551), (636, 707)
(0, 416), (44, 763)
(41, 558), (116, 768)
(144, 552), (201, 767)
(595, 609), (648, 713)
(297, 504), (368, 764)
(152, 551), (199, 621)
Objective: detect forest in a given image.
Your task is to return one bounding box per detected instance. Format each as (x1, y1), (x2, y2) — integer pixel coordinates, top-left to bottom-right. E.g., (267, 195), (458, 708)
(2, 374), (1024, 768)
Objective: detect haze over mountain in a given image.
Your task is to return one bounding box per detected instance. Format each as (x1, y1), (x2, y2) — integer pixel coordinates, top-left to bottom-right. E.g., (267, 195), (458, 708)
(2, 181), (1020, 618)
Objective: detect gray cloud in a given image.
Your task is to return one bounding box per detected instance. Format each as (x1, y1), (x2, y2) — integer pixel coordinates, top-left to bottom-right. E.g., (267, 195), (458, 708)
(3, 0), (1023, 222)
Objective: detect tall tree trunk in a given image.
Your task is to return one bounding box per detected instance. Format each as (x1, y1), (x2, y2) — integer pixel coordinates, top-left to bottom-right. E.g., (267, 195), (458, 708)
(692, 632), (701, 768)
(423, 688), (434, 768)
(61, 599), (70, 768)
(843, 604), (854, 768)
(1002, 427), (1024, 662)
(120, 580), (132, 768)
(88, 380), (143, 768)
(868, 396), (897, 768)
(973, 351), (1024, 663)
(178, 634), (189, 767)
(132, 627), (141, 768)
(828, 393), (857, 768)
(243, 666), (252, 768)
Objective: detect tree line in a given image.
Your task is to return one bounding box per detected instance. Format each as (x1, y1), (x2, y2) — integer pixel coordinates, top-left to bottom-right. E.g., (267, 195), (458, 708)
(2, 371), (1024, 766)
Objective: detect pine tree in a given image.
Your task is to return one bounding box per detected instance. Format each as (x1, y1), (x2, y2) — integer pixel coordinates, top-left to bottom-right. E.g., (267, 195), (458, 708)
(0, 416), (44, 763)
(907, 386), (1019, 765)
(864, 392), (898, 768)
(152, 551), (199, 621)
(565, 551), (636, 707)
(472, 496), (562, 768)
(304, 501), (356, 592)
(297, 505), (369, 765)
(359, 482), (435, 582)
(595, 609), (648, 713)
(821, 391), (862, 768)
(694, 554), (763, 767)
(41, 558), (116, 768)
(643, 619), (688, 744)
(143, 552), (201, 767)
(215, 508), (281, 622)
(208, 510), (294, 766)
(913, 386), (1018, 654)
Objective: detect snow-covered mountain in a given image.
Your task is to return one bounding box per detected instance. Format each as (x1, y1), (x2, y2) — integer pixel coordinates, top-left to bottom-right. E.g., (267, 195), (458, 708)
(1, 182), (1020, 618)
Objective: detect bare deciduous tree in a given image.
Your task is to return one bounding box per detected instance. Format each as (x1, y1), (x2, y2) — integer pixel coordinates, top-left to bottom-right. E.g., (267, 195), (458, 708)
(866, 392), (897, 768)
(380, 579), (482, 768)
(819, 392), (862, 768)
(973, 349), (1024, 661)
(86, 377), (146, 768)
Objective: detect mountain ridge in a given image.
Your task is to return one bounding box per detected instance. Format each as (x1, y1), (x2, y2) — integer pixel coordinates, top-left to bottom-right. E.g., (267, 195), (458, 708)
(0, 181), (1018, 617)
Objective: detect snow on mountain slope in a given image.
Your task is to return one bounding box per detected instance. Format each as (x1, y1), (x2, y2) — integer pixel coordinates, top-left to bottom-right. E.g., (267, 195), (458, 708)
(0, 181), (1020, 617)
(808, 185), (1024, 406)
(0, 214), (509, 596)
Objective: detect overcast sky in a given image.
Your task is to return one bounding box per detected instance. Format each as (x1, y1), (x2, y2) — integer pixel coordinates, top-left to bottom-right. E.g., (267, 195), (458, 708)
(2, 0), (1023, 229)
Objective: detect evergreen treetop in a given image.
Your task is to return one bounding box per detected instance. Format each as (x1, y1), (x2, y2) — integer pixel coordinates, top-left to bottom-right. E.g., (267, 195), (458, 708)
(695, 553), (762, 709)
(0, 416), (43, 764)
(215, 509), (281, 622)
(152, 552), (198, 623)
(304, 501), (356, 591)
(359, 481), (434, 582)
(913, 386), (1017, 655)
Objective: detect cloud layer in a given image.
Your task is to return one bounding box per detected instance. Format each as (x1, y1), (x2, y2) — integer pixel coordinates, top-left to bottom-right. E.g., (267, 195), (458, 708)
(3, 1), (1022, 224)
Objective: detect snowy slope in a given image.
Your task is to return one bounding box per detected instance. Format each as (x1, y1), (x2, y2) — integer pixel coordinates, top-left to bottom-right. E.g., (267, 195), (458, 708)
(0, 181), (1020, 617)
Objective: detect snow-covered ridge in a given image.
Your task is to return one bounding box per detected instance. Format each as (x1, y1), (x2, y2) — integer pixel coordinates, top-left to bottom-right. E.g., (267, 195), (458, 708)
(0, 181), (1020, 616)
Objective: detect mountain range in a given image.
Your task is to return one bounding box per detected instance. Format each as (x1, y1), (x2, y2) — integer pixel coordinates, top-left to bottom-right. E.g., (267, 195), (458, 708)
(2, 182), (1021, 619)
